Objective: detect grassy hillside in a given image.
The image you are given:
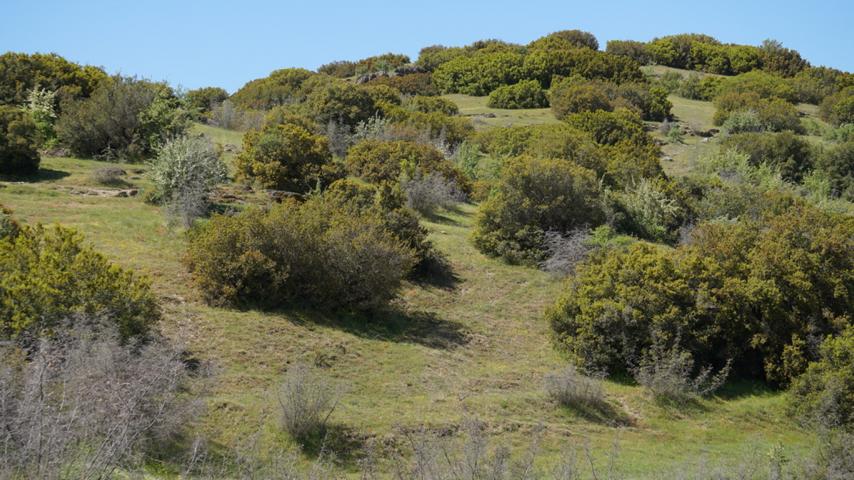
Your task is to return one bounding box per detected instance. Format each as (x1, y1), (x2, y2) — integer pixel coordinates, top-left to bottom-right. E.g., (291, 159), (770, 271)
(0, 123), (818, 477)
(443, 94), (559, 129)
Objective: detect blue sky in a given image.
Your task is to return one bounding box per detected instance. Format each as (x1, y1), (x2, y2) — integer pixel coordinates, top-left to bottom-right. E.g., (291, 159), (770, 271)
(3, 0), (853, 92)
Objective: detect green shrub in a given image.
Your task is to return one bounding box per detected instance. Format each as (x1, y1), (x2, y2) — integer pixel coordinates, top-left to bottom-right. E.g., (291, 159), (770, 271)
(720, 132), (815, 182)
(359, 84), (402, 107)
(759, 39), (809, 77)
(416, 45), (467, 72)
(432, 51), (525, 95)
(236, 122), (340, 192)
(605, 40), (651, 64)
(548, 205), (854, 384)
(0, 204), (20, 240)
(536, 30), (599, 50)
(186, 195), (416, 310)
(317, 60), (356, 78)
(184, 87), (229, 118)
(614, 83), (672, 121)
(0, 105), (40, 174)
(0, 225), (159, 341)
(676, 75), (724, 100)
(524, 47), (643, 88)
(614, 178), (686, 242)
(717, 70), (798, 103)
(56, 76), (189, 160)
(816, 140), (854, 200)
(472, 156), (605, 264)
(345, 139), (468, 192)
(487, 80), (548, 109)
(366, 72), (438, 96)
(792, 66), (854, 104)
(0, 52), (106, 107)
(230, 68), (315, 110)
(714, 91), (803, 133)
(406, 95), (459, 115)
(789, 327), (854, 430)
(379, 103), (474, 146)
(563, 109), (652, 146)
(354, 53), (410, 75)
(26, 86), (58, 148)
(819, 86), (854, 125)
(549, 80), (612, 119)
(304, 80), (378, 127)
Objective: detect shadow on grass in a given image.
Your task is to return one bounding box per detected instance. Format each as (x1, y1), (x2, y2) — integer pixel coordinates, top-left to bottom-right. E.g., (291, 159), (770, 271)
(298, 424), (366, 467)
(410, 252), (461, 291)
(561, 399), (635, 427)
(714, 380), (777, 400)
(278, 305), (470, 350)
(0, 168), (70, 183)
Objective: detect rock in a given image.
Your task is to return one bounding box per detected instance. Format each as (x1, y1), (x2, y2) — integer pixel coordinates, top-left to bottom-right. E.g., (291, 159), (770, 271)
(662, 156), (674, 162)
(393, 65), (425, 76)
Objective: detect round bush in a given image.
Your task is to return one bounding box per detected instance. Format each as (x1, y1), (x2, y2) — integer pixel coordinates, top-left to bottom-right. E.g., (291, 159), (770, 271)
(549, 81), (613, 119)
(472, 156), (606, 264)
(789, 327), (854, 430)
(487, 80), (548, 109)
(720, 131), (815, 182)
(345, 139), (469, 192)
(0, 105), (40, 174)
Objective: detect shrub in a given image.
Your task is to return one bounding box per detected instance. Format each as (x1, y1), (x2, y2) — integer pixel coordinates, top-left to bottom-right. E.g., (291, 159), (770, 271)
(208, 99), (263, 131)
(432, 51), (525, 95)
(714, 92), (803, 133)
(416, 45), (468, 72)
(366, 72), (438, 96)
(544, 365), (605, 408)
(539, 228), (593, 277)
(720, 131), (815, 182)
(0, 225), (159, 341)
(56, 76), (189, 160)
(563, 109), (651, 146)
(380, 106), (474, 146)
(277, 363), (342, 442)
(345, 139), (468, 191)
(26, 85), (58, 147)
(91, 166), (127, 186)
(360, 83), (402, 107)
(304, 79), (378, 127)
(230, 68), (315, 110)
(0, 204), (19, 240)
(186, 195), (416, 310)
(0, 52), (106, 106)
(524, 46), (644, 88)
(759, 39), (809, 77)
(605, 40), (652, 64)
(819, 86), (854, 125)
(615, 178), (685, 242)
(0, 324), (196, 478)
(717, 70), (798, 103)
(317, 60), (357, 78)
(402, 171), (465, 214)
(720, 109), (764, 134)
(236, 122), (340, 192)
(549, 80), (612, 119)
(184, 86), (228, 118)
(406, 95), (459, 115)
(354, 53), (410, 75)
(539, 30), (599, 50)
(472, 156), (605, 264)
(0, 105), (40, 174)
(792, 66), (853, 104)
(634, 338), (731, 403)
(676, 74), (724, 100)
(816, 140), (854, 200)
(789, 327), (854, 431)
(149, 136), (228, 226)
(487, 80), (548, 109)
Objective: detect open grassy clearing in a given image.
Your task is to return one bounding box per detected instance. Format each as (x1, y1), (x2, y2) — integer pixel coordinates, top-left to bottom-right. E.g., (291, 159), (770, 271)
(443, 93), (559, 129)
(0, 141), (816, 477)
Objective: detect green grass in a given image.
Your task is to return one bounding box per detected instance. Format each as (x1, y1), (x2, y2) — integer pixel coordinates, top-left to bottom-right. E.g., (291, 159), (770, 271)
(0, 146), (817, 477)
(444, 93), (559, 129)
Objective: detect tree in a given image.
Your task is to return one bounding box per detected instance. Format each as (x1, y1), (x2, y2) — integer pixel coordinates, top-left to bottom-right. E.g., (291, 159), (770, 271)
(304, 80), (378, 127)
(236, 122), (339, 192)
(0, 52), (106, 107)
(472, 156), (606, 264)
(759, 39), (809, 77)
(789, 327), (854, 430)
(56, 76), (189, 160)
(230, 68), (315, 110)
(184, 86), (229, 117)
(0, 105), (40, 174)
(816, 140), (854, 200)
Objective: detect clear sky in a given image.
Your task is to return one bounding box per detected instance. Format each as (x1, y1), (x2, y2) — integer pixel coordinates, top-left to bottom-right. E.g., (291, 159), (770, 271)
(3, 0), (853, 93)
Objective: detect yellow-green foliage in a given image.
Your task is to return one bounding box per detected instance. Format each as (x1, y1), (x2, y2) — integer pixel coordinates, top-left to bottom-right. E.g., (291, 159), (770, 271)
(380, 103), (473, 145)
(487, 80), (548, 109)
(346, 139), (470, 192)
(0, 52), (106, 106)
(523, 43), (643, 88)
(789, 326), (854, 430)
(0, 224), (159, 340)
(819, 86), (854, 125)
(304, 79), (379, 127)
(186, 195), (416, 310)
(406, 95), (459, 115)
(432, 51), (525, 95)
(713, 91), (803, 132)
(230, 68), (315, 110)
(548, 205), (854, 384)
(236, 122), (341, 192)
(366, 72), (438, 96)
(717, 70), (798, 103)
(472, 156), (606, 264)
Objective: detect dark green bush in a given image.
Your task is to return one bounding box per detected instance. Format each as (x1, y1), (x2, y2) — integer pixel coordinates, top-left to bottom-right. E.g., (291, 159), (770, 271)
(713, 91), (803, 133)
(0, 224), (159, 341)
(406, 95), (459, 115)
(563, 109), (652, 146)
(186, 195), (416, 310)
(56, 76), (189, 160)
(235, 122), (341, 192)
(758, 39), (809, 77)
(532, 30), (599, 50)
(720, 131), (815, 182)
(359, 84), (402, 107)
(0, 105), (40, 174)
(317, 60), (357, 78)
(366, 73), (439, 96)
(380, 103), (474, 146)
(816, 140), (854, 200)
(472, 156), (606, 264)
(354, 53), (410, 75)
(676, 74), (724, 101)
(548, 205), (854, 384)
(416, 45), (467, 72)
(524, 47), (643, 88)
(717, 70), (798, 103)
(230, 68), (315, 110)
(487, 80), (548, 109)
(792, 66), (854, 104)
(605, 40), (651, 64)
(184, 86), (229, 117)
(0, 204), (20, 239)
(304, 80), (378, 127)
(789, 326), (854, 430)
(614, 83), (672, 121)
